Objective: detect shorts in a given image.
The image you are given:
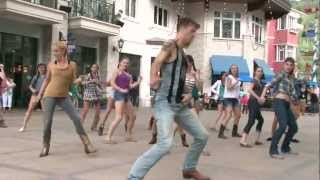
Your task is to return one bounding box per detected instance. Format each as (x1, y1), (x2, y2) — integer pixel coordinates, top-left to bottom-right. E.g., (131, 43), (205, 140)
(223, 98), (240, 108)
(217, 98), (224, 105)
(114, 91), (129, 102)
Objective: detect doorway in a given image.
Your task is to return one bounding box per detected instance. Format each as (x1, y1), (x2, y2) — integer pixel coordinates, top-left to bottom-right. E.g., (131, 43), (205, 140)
(0, 33), (38, 107)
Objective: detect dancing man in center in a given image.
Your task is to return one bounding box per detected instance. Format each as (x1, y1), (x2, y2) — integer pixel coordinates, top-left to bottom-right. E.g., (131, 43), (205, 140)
(128, 18), (210, 180)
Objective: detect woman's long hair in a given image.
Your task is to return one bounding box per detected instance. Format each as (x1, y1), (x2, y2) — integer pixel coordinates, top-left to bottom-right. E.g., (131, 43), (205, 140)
(228, 64), (239, 77)
(186, 55), (197, 71)
(89, 64), (100, 80)
(32, 63), (47, 87)
(253, 67), (265, 80)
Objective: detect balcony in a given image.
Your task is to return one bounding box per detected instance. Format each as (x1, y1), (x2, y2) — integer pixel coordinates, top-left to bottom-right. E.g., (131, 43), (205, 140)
(68, 0), (120, 37)
(173, 0), (291, 19)
(0, 0), (65, 24)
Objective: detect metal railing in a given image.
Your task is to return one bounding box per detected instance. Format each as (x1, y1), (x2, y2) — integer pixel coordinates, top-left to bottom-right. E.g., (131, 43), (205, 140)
(22, 0), (57, 9)
(69, 0), (115, 23)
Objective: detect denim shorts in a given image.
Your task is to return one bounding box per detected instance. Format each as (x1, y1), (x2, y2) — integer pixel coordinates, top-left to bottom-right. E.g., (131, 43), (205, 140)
(223, 98), (240, 108)
(217, 98), (224, 105)
(114, 91), (129, 102)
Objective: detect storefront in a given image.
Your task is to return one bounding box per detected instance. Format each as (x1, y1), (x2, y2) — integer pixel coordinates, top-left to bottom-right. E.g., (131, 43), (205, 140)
(0, 32), (38, 107)
(69, 46), (97, 75)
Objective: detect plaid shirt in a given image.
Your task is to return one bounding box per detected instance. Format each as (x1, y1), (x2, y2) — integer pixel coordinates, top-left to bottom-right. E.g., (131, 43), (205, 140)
(268, 71), (298, 101)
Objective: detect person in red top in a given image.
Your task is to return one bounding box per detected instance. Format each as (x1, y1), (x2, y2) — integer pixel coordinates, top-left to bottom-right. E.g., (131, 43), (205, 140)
(0, 64), (8, 128)
(240, 94), (249, 114)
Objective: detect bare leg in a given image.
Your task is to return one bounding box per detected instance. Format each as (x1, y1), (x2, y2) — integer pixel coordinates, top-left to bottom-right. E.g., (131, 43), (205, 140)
(209, 103), (223, 130)
(19, 95), (38, 132)
(98, 97), (114, 136)
(218, 106), (233, 139)
(105, 101), (125, 144)
(90, 101), (101, 131)
(80, 101), (90, 123)
(125, 101), (137, 142)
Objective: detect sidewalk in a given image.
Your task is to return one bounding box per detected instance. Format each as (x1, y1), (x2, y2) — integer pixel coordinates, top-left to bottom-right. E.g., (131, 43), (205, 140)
(0, 108), (318, 180)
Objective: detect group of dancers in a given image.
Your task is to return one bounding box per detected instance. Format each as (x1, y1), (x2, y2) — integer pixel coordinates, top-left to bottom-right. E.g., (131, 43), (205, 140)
(0, 17), (307, 180)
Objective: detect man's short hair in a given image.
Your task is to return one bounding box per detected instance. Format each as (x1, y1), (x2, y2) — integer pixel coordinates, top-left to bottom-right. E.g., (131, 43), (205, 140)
(177, 17), (200, 32)
(285, 57), (295, 64)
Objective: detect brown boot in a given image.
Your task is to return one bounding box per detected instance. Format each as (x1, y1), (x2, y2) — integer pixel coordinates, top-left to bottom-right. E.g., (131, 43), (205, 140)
(149, 133), (157, 144)
(80, 135), (97, 154)
(182, 170), (210, 180)
(181, 134), (189, 147)
(0, 120), (8, 128)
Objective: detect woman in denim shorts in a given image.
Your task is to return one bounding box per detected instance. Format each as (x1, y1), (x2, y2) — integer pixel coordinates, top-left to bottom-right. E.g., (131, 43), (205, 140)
(218, 64), (242, 139)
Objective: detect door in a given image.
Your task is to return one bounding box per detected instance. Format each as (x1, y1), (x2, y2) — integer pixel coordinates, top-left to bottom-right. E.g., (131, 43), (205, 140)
(0, 33), (37, 107)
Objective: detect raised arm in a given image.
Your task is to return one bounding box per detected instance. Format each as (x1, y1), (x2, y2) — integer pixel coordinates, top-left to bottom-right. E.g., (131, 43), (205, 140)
(211, 80), (220, 95)
(226, 76), (239, 90)
(266, 73), (284, 89)
(130, 76), (142, 89)
(150, 41), (174, 90)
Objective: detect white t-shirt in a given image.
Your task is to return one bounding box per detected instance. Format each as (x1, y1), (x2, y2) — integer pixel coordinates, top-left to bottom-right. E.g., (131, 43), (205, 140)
(223, 75), (241, 99)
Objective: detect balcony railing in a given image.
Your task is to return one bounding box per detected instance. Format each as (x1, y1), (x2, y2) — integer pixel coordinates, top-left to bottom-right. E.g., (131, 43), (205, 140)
(22, 0), (57, 9)
(69, 0), (115, 23)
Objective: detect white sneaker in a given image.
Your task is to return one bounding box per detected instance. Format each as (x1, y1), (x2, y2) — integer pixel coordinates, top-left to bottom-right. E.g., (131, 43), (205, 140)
(18, 127), (25, 132)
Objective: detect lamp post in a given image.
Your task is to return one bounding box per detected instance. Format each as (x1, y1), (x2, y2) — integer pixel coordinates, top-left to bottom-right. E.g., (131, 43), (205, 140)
(118, 38), (124, 53)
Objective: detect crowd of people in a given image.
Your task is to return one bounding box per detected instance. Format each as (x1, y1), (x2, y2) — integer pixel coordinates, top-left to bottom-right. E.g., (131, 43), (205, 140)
(0, 17), (319, 180)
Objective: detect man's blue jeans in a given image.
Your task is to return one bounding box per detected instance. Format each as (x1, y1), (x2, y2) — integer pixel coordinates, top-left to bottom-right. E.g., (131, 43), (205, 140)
(128, 100), (209, 180)
(270, 99), (298, 155)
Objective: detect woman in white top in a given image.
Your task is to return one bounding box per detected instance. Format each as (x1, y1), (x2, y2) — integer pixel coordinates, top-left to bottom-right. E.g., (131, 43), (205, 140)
(218, 64), (242, 139)
(209, 71), (228, 131)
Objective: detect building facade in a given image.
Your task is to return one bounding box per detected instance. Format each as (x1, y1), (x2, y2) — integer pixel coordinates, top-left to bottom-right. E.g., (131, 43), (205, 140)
(113, 0), (290, 106)
(0, 0), (291, 107)
(0, 0), (120, 107)
(266, 9), (304, 73)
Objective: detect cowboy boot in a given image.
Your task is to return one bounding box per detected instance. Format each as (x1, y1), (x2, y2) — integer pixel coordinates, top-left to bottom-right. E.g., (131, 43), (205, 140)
(183, 170), (210, 180)
(232, 124), (242, 138)
(79, 135), (97, 154)
(181, 134), (189, 147)
(218, 125), (227, 139)
(149, 133), (157, 144)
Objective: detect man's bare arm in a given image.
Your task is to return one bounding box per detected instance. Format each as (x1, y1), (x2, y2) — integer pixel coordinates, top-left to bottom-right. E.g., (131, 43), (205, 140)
(150, 41), (175, 89)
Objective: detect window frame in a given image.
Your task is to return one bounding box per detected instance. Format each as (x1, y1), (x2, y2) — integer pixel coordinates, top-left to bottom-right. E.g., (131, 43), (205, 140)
(252, 15), (264, 44)
(125, 0), (136, 18)
(154, 5), (169, 28)
(276, 45), (296, 62)
(213, 11), (241, 40)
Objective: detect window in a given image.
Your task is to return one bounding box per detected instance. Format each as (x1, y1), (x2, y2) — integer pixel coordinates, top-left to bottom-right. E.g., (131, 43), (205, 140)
(287, 16), (297, 31)
(154, 6), (168, 27)
(213, 11), (241, 39)
(276, 45), (296, 62)
(125, 0), (136, 17)
(277, 15), (286, 30)
(277, 15), (298, 31)
(252, 16), (264, 43)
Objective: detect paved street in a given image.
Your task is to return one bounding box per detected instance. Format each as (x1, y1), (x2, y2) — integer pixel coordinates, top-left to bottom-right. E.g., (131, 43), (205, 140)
(0, 108), (318, 180)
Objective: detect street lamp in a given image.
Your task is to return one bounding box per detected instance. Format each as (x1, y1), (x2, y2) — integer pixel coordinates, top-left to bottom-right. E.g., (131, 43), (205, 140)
(113, 38), (124, 53)
(118, 38), (124, 52)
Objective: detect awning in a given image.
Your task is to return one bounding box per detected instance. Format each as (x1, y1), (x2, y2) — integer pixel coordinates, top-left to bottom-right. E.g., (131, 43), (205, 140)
(254, 59), (275, 82)
(211, 55), (251, 82)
